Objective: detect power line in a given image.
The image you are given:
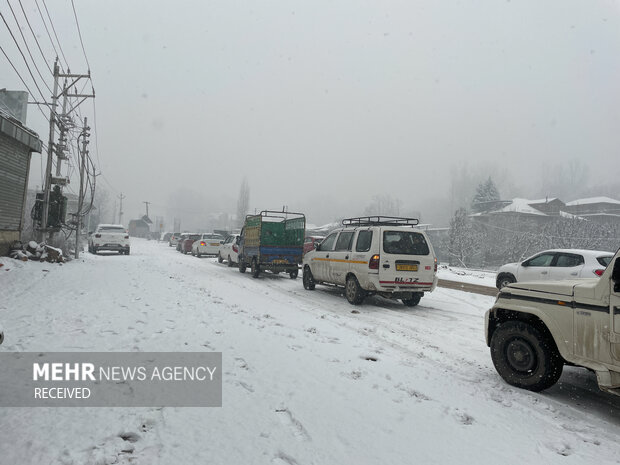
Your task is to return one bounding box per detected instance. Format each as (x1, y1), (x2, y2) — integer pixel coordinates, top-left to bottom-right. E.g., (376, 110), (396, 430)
(0, 9), (51, 105)
(40, 0), (68, 69)
(6, 0), (53, 94)
(17, 0), (53, 75)
(0, 42), (50, 122)
(69, 0), (90, 71)
(33, 0), (65, 71)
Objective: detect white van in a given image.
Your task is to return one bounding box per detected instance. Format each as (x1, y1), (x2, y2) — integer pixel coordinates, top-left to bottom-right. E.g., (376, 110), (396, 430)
(302, 217), (438, 306)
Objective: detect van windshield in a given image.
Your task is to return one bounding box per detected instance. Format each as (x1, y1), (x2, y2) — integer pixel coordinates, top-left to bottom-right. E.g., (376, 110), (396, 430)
(383, 231), (429, 255)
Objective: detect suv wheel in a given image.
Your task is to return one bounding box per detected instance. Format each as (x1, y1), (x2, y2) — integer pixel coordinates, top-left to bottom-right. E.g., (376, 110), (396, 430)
(218, 253), (223, 263)
(490, 320), (563, 392)
(497, 274), (516, 290)
(302, 266), (315, 290)
(251, 259), (260, 278)
(238, 256), (246, 273)
(227, 255), (233, 267)
(402, 292), (422, 307)
(345, 276), (365, 305)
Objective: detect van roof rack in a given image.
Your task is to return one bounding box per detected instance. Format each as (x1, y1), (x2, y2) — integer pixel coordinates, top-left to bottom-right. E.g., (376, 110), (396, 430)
(342, 216), (419, 227)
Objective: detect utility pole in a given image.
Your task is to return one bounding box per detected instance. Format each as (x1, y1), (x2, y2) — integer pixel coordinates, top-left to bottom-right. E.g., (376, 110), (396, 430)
(39, 59), (60, 242)
(39, 60), (95, 242)
(143, 201), (150, 218)
(75, 117), (89, 259)
(118, 193), (126, 225)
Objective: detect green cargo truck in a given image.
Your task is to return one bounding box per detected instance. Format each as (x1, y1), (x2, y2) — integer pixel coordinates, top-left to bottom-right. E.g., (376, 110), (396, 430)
(238, 211), (306, 278)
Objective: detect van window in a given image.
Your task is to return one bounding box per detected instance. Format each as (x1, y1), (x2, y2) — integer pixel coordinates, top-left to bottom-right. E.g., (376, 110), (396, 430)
(356, 230), (373, 252)
(383, 231), (429, 255)
(319, 232), (338, 251)
(334, 232), (354, 251)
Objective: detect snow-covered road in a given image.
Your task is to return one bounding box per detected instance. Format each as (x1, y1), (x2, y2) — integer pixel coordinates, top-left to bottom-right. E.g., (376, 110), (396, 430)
(1, 239), (619, 464)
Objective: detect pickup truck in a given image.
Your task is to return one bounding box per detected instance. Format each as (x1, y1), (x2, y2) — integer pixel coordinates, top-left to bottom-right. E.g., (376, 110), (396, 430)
(485, 248), (620, 396)
(238, 211), (305, 279)
(88, 224), (130, 255)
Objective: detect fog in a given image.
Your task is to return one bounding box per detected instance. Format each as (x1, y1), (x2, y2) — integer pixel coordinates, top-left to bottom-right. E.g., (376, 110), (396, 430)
(2, 0), (619, 230)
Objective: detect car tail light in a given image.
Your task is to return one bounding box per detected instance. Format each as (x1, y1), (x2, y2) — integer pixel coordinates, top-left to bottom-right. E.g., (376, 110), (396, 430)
(233, 245), (238, 253)
(434, 257), (438, 272)
(95, 234), (101, 238)
(369, 254), (380, 270)
(594, 269), (605, 277)
(200, 241), (206, 246)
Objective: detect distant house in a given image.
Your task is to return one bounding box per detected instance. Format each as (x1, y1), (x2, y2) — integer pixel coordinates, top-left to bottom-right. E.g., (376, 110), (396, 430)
(470, 198), (566, 229)
(128, 218), (151, 238)
(0, 110), (42, 255)
(563, 197), (620, 225)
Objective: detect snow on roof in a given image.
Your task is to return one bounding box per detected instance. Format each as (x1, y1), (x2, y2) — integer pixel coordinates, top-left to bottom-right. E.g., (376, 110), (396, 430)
(528, 198), (560, 204)
(495, 198), (547, 216)
(565, 196), (620, 206)
(98, 224), (125, 228)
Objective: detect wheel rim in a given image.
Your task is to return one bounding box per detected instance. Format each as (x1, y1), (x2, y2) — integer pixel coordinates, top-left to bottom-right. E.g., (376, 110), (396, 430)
(346, 280), (355, 300)
(505, 337), (537, 372)
(500, 278), (513, 288)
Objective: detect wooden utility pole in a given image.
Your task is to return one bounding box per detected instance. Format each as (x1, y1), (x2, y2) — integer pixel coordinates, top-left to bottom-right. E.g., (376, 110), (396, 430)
(118, 193), (126, 225)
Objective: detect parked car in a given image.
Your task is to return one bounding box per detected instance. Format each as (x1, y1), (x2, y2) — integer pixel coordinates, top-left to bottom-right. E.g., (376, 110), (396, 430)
(486, 247), (620, 395)
(218, 234), (240, 266)
(0, 323), (4, 345)
(192, 233), (225, 257)
(238, 211), (306, 278)
(176, 233), (190, 251)
(162, 232), (173, 242)
(302, 216), (437, 307)
(496, 249), (614, 289)
(169, 232), (182, 247)
(88, 224), (130, 255)
(303, 236), (324, 255)
(180, 234), (201, 254)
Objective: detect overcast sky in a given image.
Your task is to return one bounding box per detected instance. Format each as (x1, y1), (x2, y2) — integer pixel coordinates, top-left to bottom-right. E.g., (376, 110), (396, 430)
(1, 0), (619, 227)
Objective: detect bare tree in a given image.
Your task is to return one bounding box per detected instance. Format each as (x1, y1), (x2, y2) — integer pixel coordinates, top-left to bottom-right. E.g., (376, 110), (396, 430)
(236, 177), (250, 227)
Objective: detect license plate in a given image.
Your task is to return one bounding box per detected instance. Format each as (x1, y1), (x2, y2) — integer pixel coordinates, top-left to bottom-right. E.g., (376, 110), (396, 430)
(272, 259), (288, 264)
(396, 264), (417, 271)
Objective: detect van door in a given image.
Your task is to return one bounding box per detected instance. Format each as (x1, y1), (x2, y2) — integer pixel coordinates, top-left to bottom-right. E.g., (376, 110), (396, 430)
(310, 232), (337, 282)
(379, 229), (435, 289)
(329, 231), (355, 285)
(610, 256), (620, 362)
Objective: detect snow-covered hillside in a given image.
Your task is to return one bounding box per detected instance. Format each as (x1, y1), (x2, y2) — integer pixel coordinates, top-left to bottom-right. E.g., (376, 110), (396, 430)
(1, 239), (619, 464)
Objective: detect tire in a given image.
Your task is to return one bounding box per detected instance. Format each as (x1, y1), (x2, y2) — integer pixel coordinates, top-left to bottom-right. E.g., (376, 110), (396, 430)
(92, 247), (98, 255)
(402, 292), (423, 307)
(289, 269), (299, 279)
(251, 259), (260, 278)
(126, 248), (130, 255)
(490, 320), (563, 392)
(227, 255), (233, 267)
(238, 257), (246, 273)
(218, 253), (223, 263)
(302, 266), (315, 290)
(345, 275), (365, 305)
(497, 274), (516, 290)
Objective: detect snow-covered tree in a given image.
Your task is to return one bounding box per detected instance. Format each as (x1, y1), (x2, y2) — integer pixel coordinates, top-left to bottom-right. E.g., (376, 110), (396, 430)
(471, 177), (500, 213)
(447, 208), (480, 267)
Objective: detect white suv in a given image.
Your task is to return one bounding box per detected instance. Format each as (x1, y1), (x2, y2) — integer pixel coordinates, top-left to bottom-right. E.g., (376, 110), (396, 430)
(302, 217), (438, 306)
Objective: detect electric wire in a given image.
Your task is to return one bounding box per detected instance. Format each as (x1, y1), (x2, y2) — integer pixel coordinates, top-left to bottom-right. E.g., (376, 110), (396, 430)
(33, 0), (64, 72)
(17, 0), (53, 74)
(40, 0), (68, 69)
(69, 0), (89, 71)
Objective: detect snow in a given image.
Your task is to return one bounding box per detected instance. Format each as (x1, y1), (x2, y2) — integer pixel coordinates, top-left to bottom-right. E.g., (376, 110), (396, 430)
(1, 240), (620, 464)
(437, 265), (497, 287)
(565, 197), (620, 206)
(496, 198), (548, 216)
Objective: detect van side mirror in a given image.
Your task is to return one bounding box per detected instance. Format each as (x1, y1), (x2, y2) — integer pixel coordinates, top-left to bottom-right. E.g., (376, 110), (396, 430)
(314, 242), (320, 251)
